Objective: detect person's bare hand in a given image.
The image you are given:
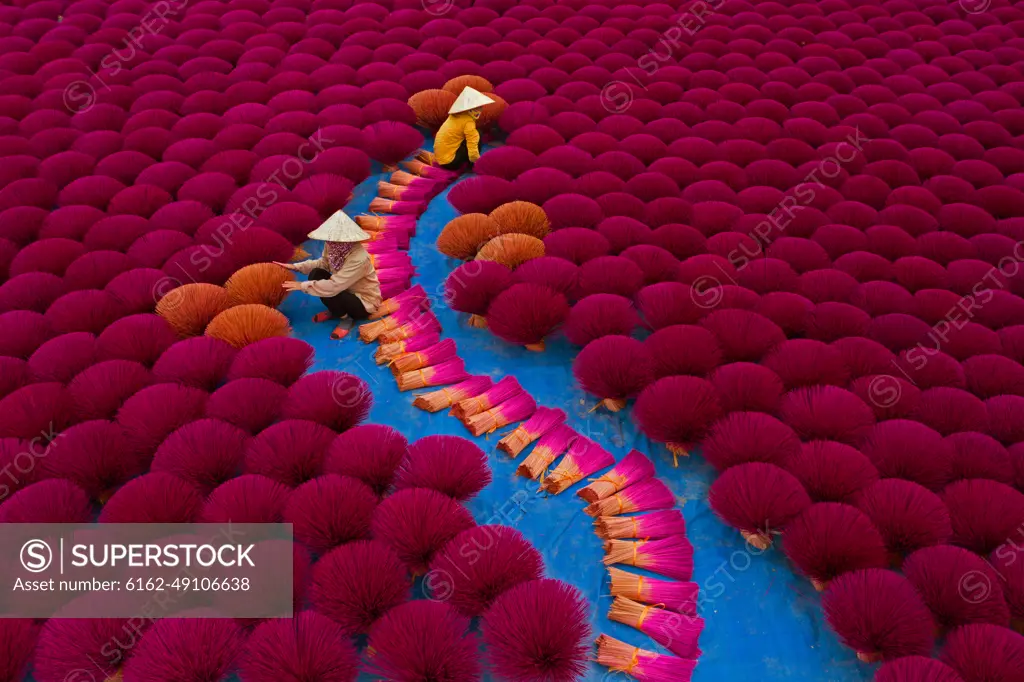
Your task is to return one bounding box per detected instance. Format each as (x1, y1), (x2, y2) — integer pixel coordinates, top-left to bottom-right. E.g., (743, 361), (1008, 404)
(273, 261), (298, 271)
(281, 281), (303, 292)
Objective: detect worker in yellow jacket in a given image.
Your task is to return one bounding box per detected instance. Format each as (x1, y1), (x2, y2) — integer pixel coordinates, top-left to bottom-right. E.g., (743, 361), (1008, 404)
(433, 86), (495, 171)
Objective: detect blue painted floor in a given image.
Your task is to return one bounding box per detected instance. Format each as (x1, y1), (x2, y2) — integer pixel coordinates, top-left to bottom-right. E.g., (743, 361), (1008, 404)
(281, 163), (876, 682)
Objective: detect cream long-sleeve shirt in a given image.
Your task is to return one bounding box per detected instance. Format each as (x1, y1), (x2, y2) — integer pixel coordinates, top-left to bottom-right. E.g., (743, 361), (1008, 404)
(292, 244), (382, 313)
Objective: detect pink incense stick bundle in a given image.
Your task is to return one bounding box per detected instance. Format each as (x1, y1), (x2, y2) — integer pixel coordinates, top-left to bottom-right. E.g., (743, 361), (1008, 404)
(497, 406), (566, 458)
(578, 450), (655, 503)
(395, 358), (470, 392)
(390, 170), (438, 190)
(604, 536), (695, 581)
(370, 252), (413, 270)
(378, 181), (432, 202)
(370, 285), (428, 320)
(366, 231), (402, 251)
(376, 265), (416, 286)
(596, 634), (697, 682)
(596, 510), (687, 541)
(518, 425), (578, 480)
(390, 338), (458, 376)
(413, 376), (493, 413)
(356, 214), (418, 234)
(379, 311), (441, 344)
(607, 566), (698, 615)
(369, 197), (427, 215)
(402, 158), (458, 181)
(464, 393), (538, 437)
(451, 376), (522, 421)
(608, 596), (705, 659)
(360, 307), (423, 343)
(376, 331), (441, 365)
(585, 479), (675, 518)
(542, 437), (616, 495)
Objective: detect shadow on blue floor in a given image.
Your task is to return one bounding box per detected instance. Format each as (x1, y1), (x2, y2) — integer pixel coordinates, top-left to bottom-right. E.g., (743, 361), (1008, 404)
(281, 164), (875, 682)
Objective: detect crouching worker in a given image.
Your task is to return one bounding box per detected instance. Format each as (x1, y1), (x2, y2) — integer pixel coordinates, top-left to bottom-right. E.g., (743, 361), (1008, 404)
(276, 210), (381, 340)
(433, 86), (495, 171)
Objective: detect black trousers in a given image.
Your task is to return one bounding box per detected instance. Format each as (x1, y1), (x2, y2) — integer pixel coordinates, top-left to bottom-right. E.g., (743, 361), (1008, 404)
(439, 140), (471, 171)
(308, 268), (370, 320)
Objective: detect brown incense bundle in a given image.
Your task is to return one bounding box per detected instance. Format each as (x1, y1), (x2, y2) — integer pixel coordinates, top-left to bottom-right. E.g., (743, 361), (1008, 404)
(412, 376), (493, 413)
(542, 438), (615, 495)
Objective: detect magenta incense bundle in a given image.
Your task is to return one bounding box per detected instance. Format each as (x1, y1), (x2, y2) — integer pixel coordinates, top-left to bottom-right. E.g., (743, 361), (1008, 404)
(464, 393), (538, 438)
(518, 425), (578, 481)
(412, 376), (493, 413)
(607, 567), (698, 616)
(497, 406), (567, 458)
(390, 338), (458, 376)
(604, 536), (695, 581)
(542, 437), (616, 495)
(578, 450), (655, 503)
(597, 634), (697, 682)
(608, 596), (705, 659)
(596, 509), (687, 540)
(585, 479), (676, 518)
(376, 331), (441, 365)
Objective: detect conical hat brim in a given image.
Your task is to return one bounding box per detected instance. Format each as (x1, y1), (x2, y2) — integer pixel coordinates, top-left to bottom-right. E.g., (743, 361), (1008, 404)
(449, 86), (495, 114)
(307, 210), (371, 242)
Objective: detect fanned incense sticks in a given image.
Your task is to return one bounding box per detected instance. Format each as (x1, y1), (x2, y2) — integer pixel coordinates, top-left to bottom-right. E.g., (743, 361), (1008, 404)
(585, 479), (675, 518)
(375, 332), (441, 365)
(451, 376), (522, 421)
(607, 567), (698, 615)
(379, 312), (441, 344)
(542, 437), (615, 495)
(412, 376), (493, 413)
(497, 407), (566, 458)
(395, 358), (469, 392)
(604, 536), (695, 581)
(518, 425), (578, 480)
(368, 197), (427, 216)
(596, 510), (687, 541)
(390, 339), (458, 376)
(596, 634), (697, 682)
(370, 285), (428, 321)
(608, 596), (704, 659)
(578, 450), (655, 503)
(464, 393), (538, 438)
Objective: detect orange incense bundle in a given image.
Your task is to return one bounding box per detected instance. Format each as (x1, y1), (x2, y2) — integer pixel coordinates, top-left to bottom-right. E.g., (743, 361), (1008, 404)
(390, 339), (457, 376)
(368, 197), (427, 216)
(607, 566), (698, 616)
(370, 285), (428, 321)
(596, 510), (687, 541)
(596, 634), (697, 682)
(378, 311), (441, 344)
(603, 536), (694, 581)
(395, 358), (470, 392)
(413, 376), (493, 413)
(584, 479), (675, 518)
(517, 425), (577, 480)
(542, 437), (615, 495)
(451, 376), (522, 421)
(463, 393), (537, 438)
(608, 597), (704, 659)
(578, 450), (655, 503)
(375, 331), (440, 365)
(496, 407), (566, 458)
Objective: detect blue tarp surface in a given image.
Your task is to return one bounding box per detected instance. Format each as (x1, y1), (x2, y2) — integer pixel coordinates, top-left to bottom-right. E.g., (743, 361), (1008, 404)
(281, 164), (876, 682)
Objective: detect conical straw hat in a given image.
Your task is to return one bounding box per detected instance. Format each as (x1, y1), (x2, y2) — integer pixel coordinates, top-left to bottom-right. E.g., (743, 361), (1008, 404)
(307, 210), (371, 242)
(449, 86), (495, 114)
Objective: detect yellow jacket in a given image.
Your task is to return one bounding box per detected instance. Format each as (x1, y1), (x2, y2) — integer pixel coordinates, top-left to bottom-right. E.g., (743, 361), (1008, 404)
(434, 112), (481, 165)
